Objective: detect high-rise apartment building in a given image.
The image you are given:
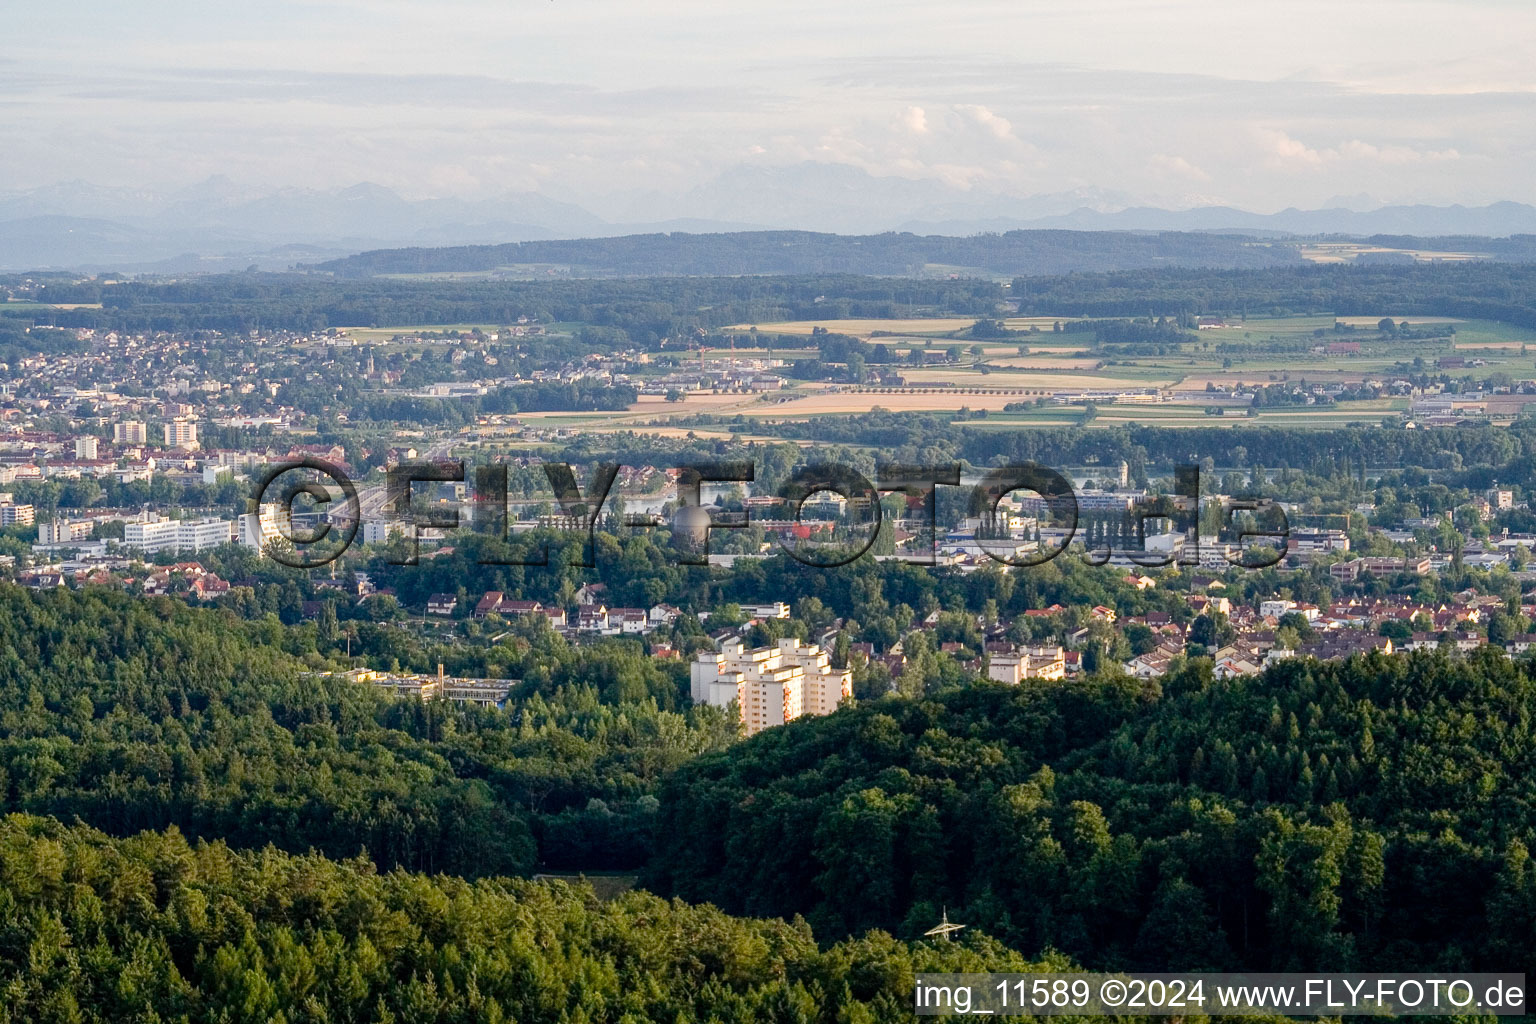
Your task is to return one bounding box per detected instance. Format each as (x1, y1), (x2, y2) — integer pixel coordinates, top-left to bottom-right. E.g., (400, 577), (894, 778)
(163, 418), (199, 450)
(38, 519), (94, 544)
(690, 637), (851, 736)
(114, 421), (147, 445)
(0, 503), (35, 527)
(239, 503), (291, 550)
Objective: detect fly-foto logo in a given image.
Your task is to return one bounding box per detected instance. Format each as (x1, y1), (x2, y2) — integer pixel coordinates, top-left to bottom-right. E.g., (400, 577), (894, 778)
(249, 458), (1290, 570)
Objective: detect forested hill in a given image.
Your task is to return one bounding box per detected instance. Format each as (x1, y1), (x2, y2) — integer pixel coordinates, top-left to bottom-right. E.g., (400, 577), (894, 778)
(308, 229), (1303, 278)
(0, 583), (742, 878)
(16, 260), (1536, 336)
(648, 650), (1536, 976)
(0, 814), (1122, 1024)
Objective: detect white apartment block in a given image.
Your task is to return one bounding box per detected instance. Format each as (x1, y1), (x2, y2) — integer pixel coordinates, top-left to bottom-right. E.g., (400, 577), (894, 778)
(125, 516), (180, 553)
(125, 515), (233, 554)
(178, 517), (234, 551)
(362, 520), (399, 545)
(690, 637), (851, 736)
(114, 421), (148, 445)
(987, 646), (1067, 684)
(163, 418), (199, 450)
(0, 503), (36, 527)
(38, 519), (94, 544)
(74, 436), (98, 460)
(239, 503), (290, 550)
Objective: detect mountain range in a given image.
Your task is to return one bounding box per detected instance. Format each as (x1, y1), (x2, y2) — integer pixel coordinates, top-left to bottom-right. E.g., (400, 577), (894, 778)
(2, 163), (1535, 273)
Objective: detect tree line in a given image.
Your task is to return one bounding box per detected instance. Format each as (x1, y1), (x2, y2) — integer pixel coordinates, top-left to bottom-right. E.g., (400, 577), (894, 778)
(0, 812), (1164, 1024)
(649, 649), (1536, 975)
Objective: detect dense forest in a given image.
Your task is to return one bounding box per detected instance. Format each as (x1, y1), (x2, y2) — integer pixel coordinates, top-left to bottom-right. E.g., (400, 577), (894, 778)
(306, 229), (1301, 278)
(1012, 261), (1536, 326)
(13, 260), (1536, 342)
(1, 564), (1535, 1016)
(0, 813), (1101, 1024)
(5, 274), (1004, 336)
(735, 412), (1534, 486)
(649, 650), (1536, 976)
(0, 584), (738, 876)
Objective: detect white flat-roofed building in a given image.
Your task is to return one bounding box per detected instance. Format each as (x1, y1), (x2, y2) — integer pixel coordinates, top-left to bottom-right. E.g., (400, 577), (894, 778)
(362, 520), (399, 545)
(0, 502), (35, 527)
(691, 636), (851, 736)
(114, 421), (147, 445)
(38, 519), (93, 545)
(177, 517), (233, 551)
(346, 666), (512, 708)
(164, 418), (199, 451)
(239, 503), (289, 550)
(125, 516), (180, 553)
(988, 646), (1067, 684)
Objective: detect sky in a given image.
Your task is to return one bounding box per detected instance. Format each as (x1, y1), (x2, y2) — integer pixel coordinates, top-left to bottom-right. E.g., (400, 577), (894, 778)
(4, 0), (1536, 213)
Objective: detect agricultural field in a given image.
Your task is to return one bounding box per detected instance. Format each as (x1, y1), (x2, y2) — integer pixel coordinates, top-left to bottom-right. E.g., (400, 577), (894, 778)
(724, 317), (981, 337)
(697, 346), (817, 360)
(1151, 314), (1536, 379)
(764, 391), (1036, 415)
(725, 315), (1082, 339)
(896, 367), (1173, 389)
(964, 397), (1410, 431)
(983, 356), (1104, 370)
(321, 312), (1536, 441)
(1297, 242), (1489, 263)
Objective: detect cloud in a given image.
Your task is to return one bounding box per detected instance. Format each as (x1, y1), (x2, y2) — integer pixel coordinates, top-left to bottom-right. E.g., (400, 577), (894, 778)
(1258, 128), (1461, 167)
(2, 2), (1530, 210)
(955, 104), (1015, 141)
(1148, 154), (1211, 181)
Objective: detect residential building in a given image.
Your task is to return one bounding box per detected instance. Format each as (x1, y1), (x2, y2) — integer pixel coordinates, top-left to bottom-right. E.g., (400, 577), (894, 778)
(38, 519), (93, 545)
(987, 652), (1025, 684)
(0, 502), (33, 527)
(163, 418), (199, 450)
(1288, 529), (1350, 555)
(608, 607), (650, 633)
(239, 503), (290, 550)
(177, 517), (233, 551)
(339, 666), (513, 707)
(123, 515), (231, 554)
(988, 646), (1067, 684)
(690, 637), (851, 736)
(362, 520), (398, 545)
(474, 591), (506, 618)
(125, 516), (180, 553)
(114, 421), (148, 445)
(74, 436), (98, 460)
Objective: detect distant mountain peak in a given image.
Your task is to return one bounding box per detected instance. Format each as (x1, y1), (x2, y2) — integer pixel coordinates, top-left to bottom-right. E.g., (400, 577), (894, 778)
(4, 173), (1536, 271)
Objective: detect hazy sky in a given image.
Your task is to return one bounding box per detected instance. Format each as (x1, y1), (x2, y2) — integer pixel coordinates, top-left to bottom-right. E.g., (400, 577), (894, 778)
(5, 0), (1535, 210)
